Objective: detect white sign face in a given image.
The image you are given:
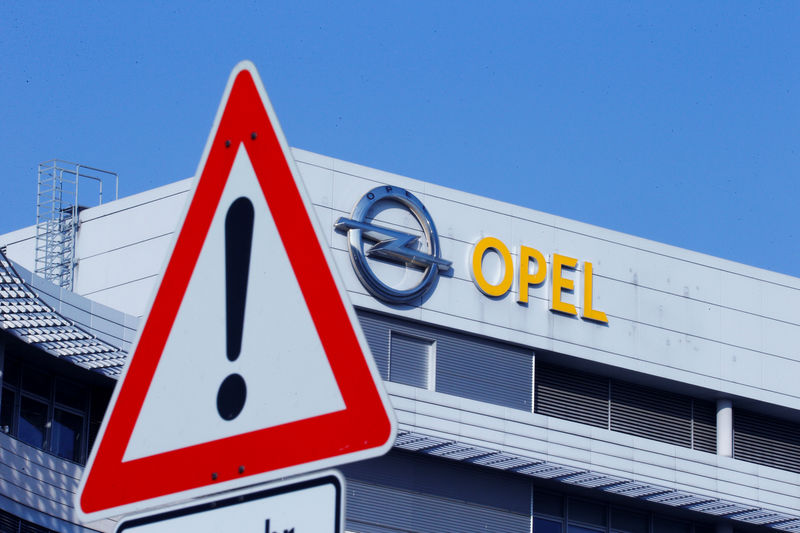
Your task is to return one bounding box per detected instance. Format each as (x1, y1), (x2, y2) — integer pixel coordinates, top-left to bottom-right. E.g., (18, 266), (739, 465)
(76, 61), (395, 521)
(115, 471), (343, 533)
(123, 145), (345, 461)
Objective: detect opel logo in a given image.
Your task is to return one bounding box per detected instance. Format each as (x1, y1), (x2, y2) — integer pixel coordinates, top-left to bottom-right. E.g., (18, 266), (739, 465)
(335, 185), (452, 304)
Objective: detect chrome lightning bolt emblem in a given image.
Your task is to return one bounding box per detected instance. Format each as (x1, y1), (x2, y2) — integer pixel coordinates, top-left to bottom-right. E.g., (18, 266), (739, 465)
(335, 185), (452, 305)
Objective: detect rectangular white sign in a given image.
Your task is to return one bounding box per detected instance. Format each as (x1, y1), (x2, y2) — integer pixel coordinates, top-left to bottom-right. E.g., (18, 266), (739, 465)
(115, 471), (343, 533)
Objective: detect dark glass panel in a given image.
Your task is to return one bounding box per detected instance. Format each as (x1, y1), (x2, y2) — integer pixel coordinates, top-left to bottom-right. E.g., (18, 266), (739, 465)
(534, 490), (564, 517)
(52, 408), (83, 462)
(569, 525), (604, 533)
(2, 356), (21, 387)
(55, 378), (86, 410)
(22, 367), (51, 399)
(569, 499), (606, 526)
(611, 507), (648, 533)
(88, 419), (101, 454)
(535, 517), (563, 533)
(1, 387), (15, 433)
(653, 517), (690, 533)
(19, 396), (48, 448)
(90, 386), (112, 424)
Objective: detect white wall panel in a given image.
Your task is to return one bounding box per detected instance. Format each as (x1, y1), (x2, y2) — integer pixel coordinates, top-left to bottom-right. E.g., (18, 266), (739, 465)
(76, 192), (187, 259)
(0, 432), (115, 533)
(74, 235), (173, 297)
(2, 148), (798, 409)
(385, 382), (800, 518)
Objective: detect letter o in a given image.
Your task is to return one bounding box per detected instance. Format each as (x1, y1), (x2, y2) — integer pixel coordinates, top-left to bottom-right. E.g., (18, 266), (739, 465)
(471, 237), (514, 297)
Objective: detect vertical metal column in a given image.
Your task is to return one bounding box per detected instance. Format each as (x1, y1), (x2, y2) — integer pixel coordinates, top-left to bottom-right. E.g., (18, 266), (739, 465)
(716, 398), (733, 458)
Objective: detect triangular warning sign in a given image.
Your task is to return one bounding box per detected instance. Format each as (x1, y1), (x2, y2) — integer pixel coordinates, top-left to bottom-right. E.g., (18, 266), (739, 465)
(76, 61), (396, 521)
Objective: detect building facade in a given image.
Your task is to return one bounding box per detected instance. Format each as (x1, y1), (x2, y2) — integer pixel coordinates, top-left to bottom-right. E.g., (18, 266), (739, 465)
(0, 148), (799, 532)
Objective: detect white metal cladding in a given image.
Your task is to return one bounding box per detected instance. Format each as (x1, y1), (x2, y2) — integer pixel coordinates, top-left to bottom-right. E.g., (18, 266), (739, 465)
(0, 431), (117, 533)
(387, 378), (800, 528)
(393, 429), (800, 530)
(290, 149), (800, 413)
(342, 450), (531, 533)
(2, 148), (799, 410)
(0, 148), (799, 527)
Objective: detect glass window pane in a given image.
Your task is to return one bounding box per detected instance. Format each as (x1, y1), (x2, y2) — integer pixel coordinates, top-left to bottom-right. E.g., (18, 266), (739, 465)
(22, 367), (51, 399)
(2, 356), (21, 387)
(19, 396), (48, 449)
(570, 499), (606, 526)
(569, 525), (604, 533)
(52, 409), (83, 463)
(89, 419), (101, 454)
(55, 378), (85, 410)
(535, 517), (563, 533)
(695, 524), (715, 533)
(1, 387), (15, 433)
(534, 490), (564, 517)
(653, 517), (690, 533)
(90, 387), (112, 424)
(611, 508), (648, 533)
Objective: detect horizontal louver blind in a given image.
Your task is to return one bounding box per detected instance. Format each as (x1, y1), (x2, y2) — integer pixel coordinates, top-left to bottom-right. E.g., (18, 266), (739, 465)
(356, 310), (390, 380)
(535, 363), (608, 428)
(692, 400), (716, 453)
(610, 381), (691, 447)
(0, 509), (54, 533)
(347, 480), (530, 533)
(734, 409), (800, 473)
(356, 308), (533, 412)
(436, 334), (532, 411)
(390, 333), (430, 389)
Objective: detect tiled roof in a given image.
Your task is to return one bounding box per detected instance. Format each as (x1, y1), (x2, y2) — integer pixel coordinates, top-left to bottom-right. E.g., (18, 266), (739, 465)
(0, 251), (126, 376)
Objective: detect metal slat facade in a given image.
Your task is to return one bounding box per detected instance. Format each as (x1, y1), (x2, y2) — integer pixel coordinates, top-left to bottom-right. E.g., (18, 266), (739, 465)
(611, 381), (692, 447)
(436, 332), (532, 411)
(536, 364), (717, 453)
(343, 451), (531, 533)
(356, 309), (533, 411)
(357, 310), (390, 380)
(692, 400), (717, 454)
(535, 363), (609, 428)
(389, 332), (431, 389)
(734, 409), (800, 473)
(346, 480), (531, 533)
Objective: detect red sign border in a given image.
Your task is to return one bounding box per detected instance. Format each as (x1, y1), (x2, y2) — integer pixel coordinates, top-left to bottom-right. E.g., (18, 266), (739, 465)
(77, 62), (395, 520)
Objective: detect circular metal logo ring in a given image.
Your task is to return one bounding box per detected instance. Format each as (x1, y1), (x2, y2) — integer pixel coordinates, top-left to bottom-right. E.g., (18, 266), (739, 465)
(335, 185), (451, 305)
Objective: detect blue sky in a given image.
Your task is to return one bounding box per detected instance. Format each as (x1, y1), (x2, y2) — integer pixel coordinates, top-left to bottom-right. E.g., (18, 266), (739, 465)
(1, 3), (798, 276)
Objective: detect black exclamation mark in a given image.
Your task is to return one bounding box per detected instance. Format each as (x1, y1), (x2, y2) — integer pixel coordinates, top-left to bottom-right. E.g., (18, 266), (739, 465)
(217, 196), (254, 421)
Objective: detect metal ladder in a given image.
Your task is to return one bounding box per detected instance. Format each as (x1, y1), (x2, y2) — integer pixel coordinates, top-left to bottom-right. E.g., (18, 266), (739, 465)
(34, 160), (118, 290)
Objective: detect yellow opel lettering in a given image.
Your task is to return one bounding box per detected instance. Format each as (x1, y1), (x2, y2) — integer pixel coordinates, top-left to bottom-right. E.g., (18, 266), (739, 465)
(471, 237), (514, 297)
(517, 246), (546, 303)
(582, 261), (608, 323)
(550, 254), (578, 316)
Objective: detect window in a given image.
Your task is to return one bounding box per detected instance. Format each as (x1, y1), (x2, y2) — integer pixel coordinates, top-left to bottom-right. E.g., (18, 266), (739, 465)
(533, 489), (712, 533)
(0, 352), (111, 464)
(535, 363), (716, 453)
(389, 332), (433, 389)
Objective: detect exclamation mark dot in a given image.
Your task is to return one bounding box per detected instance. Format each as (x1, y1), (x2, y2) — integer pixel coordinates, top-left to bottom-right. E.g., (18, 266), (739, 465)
(217, 196), (255, 421)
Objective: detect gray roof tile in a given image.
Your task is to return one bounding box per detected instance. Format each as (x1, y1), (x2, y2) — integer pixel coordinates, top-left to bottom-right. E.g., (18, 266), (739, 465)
(0, 251), (126, 376)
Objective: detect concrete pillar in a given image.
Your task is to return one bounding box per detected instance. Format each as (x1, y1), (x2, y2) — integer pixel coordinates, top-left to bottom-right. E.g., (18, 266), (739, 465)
(716, 399), (733, 458)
